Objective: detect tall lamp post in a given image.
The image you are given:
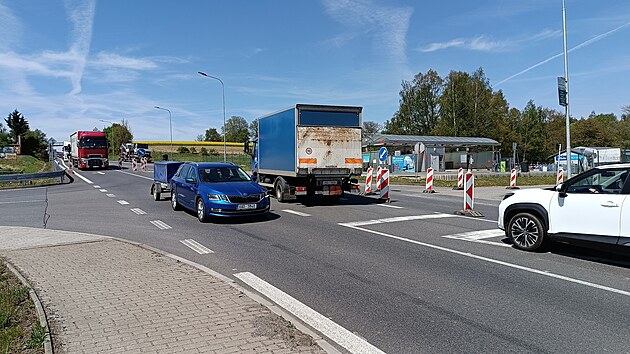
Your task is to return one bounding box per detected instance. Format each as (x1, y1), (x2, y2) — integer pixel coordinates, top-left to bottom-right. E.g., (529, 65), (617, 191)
(561, 0), (572, 178)
(99, 119), (115, 158)
(197, 71), (227, 162)
(154, 106), (173, 154)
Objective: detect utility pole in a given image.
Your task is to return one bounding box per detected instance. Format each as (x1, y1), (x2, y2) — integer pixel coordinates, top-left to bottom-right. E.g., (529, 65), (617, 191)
(562, 0), (572, 178)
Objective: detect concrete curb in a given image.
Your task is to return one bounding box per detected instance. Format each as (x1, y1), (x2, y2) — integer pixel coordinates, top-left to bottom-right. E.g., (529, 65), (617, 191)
(4, 261), (53, 354)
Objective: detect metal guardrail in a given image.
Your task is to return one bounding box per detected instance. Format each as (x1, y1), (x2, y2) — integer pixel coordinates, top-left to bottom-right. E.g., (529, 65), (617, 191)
(0, 170), (73, 185)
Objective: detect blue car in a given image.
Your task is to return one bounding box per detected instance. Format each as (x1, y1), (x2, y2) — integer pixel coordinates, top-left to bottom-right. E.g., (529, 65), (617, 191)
(170, 162), (270, 222)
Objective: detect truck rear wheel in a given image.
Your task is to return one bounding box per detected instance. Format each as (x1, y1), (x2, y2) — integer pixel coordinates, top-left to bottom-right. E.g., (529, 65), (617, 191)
(275, 183), (286, 202)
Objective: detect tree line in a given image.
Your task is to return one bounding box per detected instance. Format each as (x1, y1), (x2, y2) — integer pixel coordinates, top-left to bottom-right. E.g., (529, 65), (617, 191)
(368, 68), (630, 163)
(1, 110), (50, 160)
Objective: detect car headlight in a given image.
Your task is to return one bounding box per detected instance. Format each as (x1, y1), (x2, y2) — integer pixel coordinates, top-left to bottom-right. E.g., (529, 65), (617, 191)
(80, 158), (87, 163)
(208, 194), (228, 201)
(502, 192), (515, 200)
(104, 158), (108, 163)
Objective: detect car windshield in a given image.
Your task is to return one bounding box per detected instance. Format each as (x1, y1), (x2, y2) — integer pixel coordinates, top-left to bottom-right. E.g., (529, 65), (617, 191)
(199, 167), (251, 183)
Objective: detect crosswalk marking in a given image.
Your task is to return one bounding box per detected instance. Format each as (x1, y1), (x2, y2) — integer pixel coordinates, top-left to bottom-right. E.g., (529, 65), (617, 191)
(180, 239), (214, 254)
(443, 229), (510, 247)
(117, 200), (129, 205)
(150, 220), (172, 230)
(106, 193), (116, 197)
(282, 209), (311, 217)
(130, 208), (146, 215)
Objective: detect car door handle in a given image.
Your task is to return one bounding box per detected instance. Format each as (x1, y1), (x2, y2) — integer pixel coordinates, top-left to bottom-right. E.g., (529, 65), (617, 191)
(601, 201), (619, 208)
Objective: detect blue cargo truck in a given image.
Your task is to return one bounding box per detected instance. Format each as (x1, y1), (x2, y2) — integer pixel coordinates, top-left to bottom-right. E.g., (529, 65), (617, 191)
(246, 104), (363, 202)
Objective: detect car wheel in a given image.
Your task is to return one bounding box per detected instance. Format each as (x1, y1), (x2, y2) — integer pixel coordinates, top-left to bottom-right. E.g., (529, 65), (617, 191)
(507, 212), (547, 251)
(171, 189), (181, 211)
(152, 185), (160, 201)
(196, 198), (209, 223)
(275, 183), (285, 202)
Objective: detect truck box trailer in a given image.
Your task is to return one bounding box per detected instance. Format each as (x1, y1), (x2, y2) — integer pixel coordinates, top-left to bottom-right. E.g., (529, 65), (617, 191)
(248, 104), (363, 202)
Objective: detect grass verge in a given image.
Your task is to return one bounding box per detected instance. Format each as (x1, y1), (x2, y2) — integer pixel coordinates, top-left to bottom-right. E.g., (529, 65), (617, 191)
(0, 262), (45, 353)
(357, 174), (557, 187)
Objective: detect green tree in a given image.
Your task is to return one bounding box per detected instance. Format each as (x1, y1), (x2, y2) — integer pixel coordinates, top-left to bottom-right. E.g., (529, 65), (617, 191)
(362, 121), (382, 145)
(203, 128), (222, 142)
(21, 129), (48, 160)
(518, 100), (547, 162)
(5, 109), (30, 141)
(224, 116), (249, 143)
(0, 122), (9, 146)
(249, 119), (258, 141)
(103, 119), (133, 154)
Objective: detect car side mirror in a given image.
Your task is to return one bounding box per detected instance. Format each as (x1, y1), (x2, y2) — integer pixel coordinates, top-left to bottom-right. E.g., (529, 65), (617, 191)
(185, 177), (196, 184)
(556, 183), (567, 198)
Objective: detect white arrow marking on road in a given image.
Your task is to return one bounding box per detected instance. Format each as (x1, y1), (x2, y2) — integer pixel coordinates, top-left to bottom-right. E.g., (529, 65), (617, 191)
(234, 272), (385, 354)
(180, 239), (214, 254)
(443, 229), (510, 247)
(150, 220), (172, 230)
(130, 208), (146, 215)
(99, 189), (107, 192)
(106, 194), (116, 198)
(117, 200), (129, 205)
(281, 209), (311, 217)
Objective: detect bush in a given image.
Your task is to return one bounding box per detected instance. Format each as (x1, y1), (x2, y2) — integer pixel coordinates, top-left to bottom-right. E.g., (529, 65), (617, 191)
(177, 146), (190, 154)
(200, 147), (208, 155)
(190, 147), (197, 154)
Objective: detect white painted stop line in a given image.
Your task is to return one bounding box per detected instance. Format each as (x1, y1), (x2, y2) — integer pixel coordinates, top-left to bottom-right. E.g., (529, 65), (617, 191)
(180, 239), (214, 254)
(234, 272), (385, 354)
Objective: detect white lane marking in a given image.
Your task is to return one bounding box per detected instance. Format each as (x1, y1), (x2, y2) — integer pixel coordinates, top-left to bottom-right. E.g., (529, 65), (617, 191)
(282, 209), (311, 217)
(96, 171), (105, 175)
(340, 213), (456, 227)
(234, 272), (385, 354)
(0, 199), (46, 205)
(376, 203), (403, 209)
(93, 185), (101, 188)
(99, 189), (107, 192)
(339, 224), (630, 298)
(117, 170), (154, 181)
(443, 229), (510, 247)
(71, 170), (93, 184)
(150, 220), (172, 230)
(180, 239), (214, 254)
(105, 193), (116, 198)
(130, 208), (147, 215)
(117, 200), (129, 205)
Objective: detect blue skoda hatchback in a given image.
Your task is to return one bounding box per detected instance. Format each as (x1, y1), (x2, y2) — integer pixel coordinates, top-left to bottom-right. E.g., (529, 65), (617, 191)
(170, 162), (270, 222)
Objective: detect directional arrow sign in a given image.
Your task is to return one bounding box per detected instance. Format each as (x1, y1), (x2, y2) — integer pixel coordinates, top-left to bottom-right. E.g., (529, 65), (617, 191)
(379, 147), (388, 162)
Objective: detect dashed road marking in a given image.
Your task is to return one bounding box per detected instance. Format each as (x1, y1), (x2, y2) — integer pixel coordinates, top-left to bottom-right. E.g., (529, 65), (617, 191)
(105, 193), (116, 198)
(99, 189), (107, 192)
(376, 203), (403, 209)
(234, 272), (385, 354)
(180, 239), (214, 254)
(282, 209), (311, 217)
(150, 220), (172, 230)
(130, 208), (147, 215)
(443, 229), (510, 247)
(96, 171), (105, 175)
(93, 185), (101, 188)
(117, 200), (129, 205)
(0, 199), (46, 205)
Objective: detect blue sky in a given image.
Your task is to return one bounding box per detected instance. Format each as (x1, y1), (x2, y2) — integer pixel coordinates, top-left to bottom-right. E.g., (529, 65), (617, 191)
(1, 0), (629, 143)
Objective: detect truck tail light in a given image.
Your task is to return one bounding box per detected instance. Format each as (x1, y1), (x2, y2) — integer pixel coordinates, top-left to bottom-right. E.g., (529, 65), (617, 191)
(296, 186), (307, 192)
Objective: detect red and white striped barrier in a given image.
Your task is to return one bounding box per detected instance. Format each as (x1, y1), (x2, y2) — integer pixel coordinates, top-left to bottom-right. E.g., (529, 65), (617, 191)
(456, 167), (464, 189)
(557, 168), (564, 184)
(141, 157), (147, 172)
(132, 159), (138, 172)
(376, 166), (382, 191)
(379, 168), (389, 201)
(507, 169), (519, 189)
(365, 167), (373, 194)
(464, 172), (474, 211)
(423, 167), (435, 193)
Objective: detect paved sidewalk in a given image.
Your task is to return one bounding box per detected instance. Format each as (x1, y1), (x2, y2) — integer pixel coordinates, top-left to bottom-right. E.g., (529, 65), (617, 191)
(0, 227), (326, 354)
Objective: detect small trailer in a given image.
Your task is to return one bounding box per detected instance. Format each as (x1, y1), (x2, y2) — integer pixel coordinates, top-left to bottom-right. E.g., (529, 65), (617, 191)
(151, 161), (184, 201)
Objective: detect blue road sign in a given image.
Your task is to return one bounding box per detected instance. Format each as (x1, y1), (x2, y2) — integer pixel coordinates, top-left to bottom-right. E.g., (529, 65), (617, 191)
(379, 147), (388, 162)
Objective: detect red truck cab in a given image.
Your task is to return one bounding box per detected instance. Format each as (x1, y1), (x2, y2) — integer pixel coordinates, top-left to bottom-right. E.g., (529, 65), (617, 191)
(70, 131), (109, 170)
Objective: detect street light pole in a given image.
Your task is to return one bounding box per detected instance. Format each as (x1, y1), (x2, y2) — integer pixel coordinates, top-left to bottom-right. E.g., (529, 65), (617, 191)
(99, 119), (114, 158)
(154, 106), (173, 154)
(197, 71), (227, 162)
(562, 0), (572, 178)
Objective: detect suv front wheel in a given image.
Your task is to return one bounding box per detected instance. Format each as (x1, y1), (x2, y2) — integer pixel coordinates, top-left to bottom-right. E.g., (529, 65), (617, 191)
(507, 212), (547, 251)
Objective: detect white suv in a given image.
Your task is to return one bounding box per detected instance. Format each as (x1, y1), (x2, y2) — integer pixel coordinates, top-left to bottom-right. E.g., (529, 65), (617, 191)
(498, 164), (630, 253)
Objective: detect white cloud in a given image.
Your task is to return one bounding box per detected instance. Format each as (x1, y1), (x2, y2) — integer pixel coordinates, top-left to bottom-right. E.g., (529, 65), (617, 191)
(0, 1), (22, 50)
(321, 0), (413, 65)
(92, 52), (158, 70)
(420, 36), (508, 53)
(63, 0), (96, 95)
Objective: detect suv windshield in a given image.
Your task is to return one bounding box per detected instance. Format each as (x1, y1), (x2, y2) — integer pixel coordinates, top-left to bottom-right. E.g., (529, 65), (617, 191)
(199, 167), (251, 182)
(80, 137), (108, 149)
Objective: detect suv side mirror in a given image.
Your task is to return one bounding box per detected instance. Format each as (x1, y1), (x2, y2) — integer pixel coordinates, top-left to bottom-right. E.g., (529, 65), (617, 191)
(185, 177), (197, 184)
(244, 141), (250, 154)
(556, 183), (567, 198)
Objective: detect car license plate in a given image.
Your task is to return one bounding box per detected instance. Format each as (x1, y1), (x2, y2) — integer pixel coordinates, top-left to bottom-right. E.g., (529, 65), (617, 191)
(237, 204), (257, 210)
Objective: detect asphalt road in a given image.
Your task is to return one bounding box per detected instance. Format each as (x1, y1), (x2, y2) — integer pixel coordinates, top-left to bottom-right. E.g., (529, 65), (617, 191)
(1, 163), (629, 353)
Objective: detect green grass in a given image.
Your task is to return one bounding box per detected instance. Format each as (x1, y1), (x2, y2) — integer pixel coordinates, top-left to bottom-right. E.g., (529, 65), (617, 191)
(0, 156), (49, 174)
(358, 174), (557, 187)
(0, 262), (44, 353)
